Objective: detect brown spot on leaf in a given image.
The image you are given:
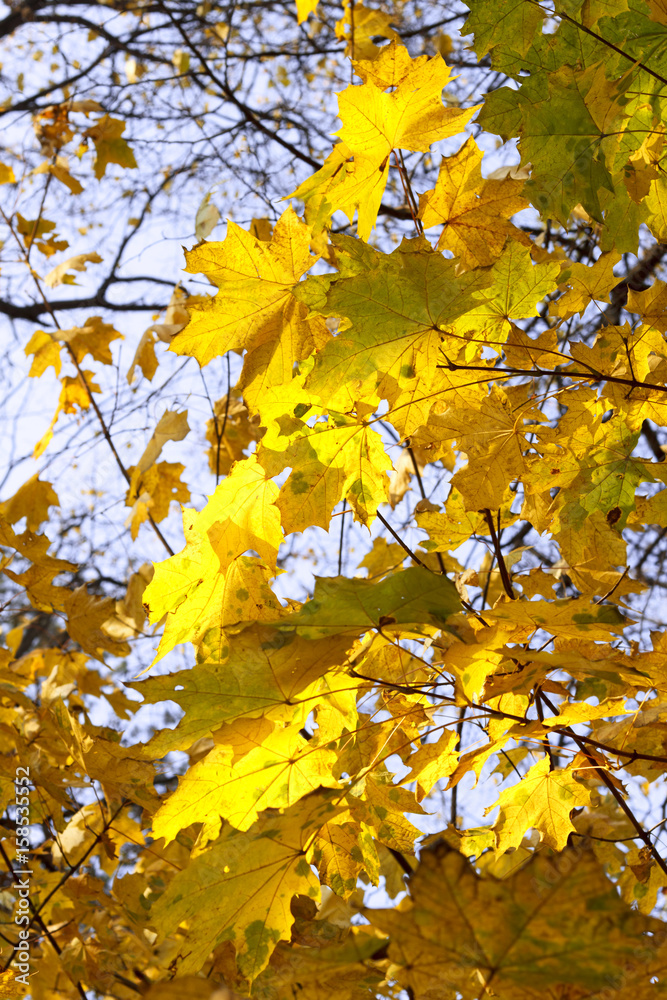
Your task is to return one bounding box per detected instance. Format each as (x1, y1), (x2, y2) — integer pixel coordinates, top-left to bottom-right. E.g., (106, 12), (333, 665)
(606, 506), (622, 526)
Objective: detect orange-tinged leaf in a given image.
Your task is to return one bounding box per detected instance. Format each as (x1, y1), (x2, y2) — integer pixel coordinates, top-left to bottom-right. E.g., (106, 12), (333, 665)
(368, 841), (665, 999)
(58, 315), (122, 365)
(419, 136), (530, 268)
(0, 475), (58, 532)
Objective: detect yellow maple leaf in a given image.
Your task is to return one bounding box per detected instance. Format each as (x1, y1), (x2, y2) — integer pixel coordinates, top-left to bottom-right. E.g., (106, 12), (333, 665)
(133, 408), (190, 475)
(550, 251), (621, 319)
(139, 455), (281, 662)
(310, 814), (380, 898)
(152, 718), (339, 842)
(25, 329), (62, 377)
(172, 207), (327, 415)
(336, 45), (477, 165)
(205, 388), (262, 477)
(489, 755), (592, 853)
(63, 586), (130, 661)
(34, 370), (101, 458)
(295, 0), (319, 24)
(53, 699), (157, 807)
(352, 38), (416, 89)
(261, 413), (391, 532)
(126, 329), (158, 383)
(336, 2), (398, 60)
(58, 315), (122, 364)
(289, 141), (390, 242)
(132, 624), (350, 753)
(34, 155), (84, 194)
(106, 562), (153, 642)
(125, 461), (190, 538)
(0, 163), (15, 185)
(57, 370), (99, 414)
(0, 970), (24, 997)
(406, 728), (460, 802)
(369, 841), (662, 999)
(202, 454), (283, 570)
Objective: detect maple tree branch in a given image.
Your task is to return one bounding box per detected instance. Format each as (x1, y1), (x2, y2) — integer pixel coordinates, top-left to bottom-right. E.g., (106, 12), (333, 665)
(393, 149), (423, 235)
(482, 509), (515, 600)
(0, 294), (168, 322)
(155, 0), (412, 223)
(450, 707), (466, 827)
(62, 343), (175, 557)
(545, 4), (667, 88)
(598, 242), (667, 328)
(112, 973), (144, 994)
(386, 846), (414, 876)
(437, 357), (667, 395)
(534, 690), (556, 770)
(408, 446), (447, 575)
(642, 419), (666, 462)
(594, 568), (629, 606)
(158, 3), (324, 172)
(376, 510), (430, 570)
(0, 42), (119, 116)
(354, 665), (667, 768)
(338, 499), (347, 576)
(461, 599), (491, 627)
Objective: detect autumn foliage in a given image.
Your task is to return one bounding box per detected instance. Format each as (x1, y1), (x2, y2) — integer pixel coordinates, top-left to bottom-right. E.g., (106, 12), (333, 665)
(4, 0), (667, 998)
